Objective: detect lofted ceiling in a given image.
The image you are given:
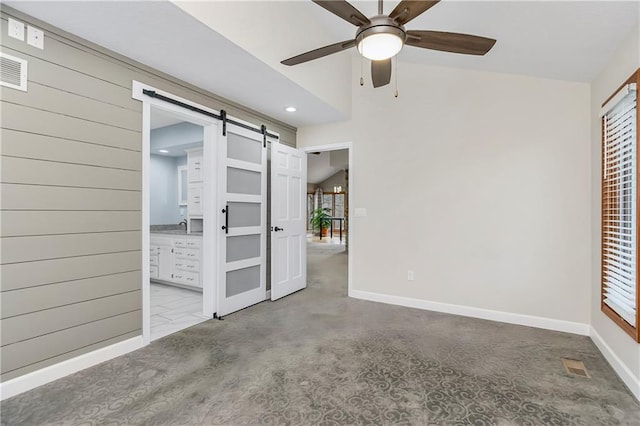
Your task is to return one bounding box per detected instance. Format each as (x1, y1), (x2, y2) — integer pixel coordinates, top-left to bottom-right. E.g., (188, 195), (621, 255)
(6, 1), (639, 129)
(307, 150), (349, 184)
(294, 0), (640, 82)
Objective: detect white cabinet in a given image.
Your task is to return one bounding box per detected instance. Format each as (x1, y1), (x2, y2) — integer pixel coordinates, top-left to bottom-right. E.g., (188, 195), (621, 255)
(186, 149), (204, 221)
(174, 248), (199, 260)
(187, 184), (203, 217)
(149, 245), (159, 278)
(187, 151), (203, 183)
(157, 245), (174, 282)
(150, 234), (202, 290)
(150, 236), (173, 282)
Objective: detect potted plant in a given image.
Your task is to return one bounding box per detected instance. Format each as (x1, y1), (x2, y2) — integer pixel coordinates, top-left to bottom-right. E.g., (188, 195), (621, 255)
(311, 207), (332, 237)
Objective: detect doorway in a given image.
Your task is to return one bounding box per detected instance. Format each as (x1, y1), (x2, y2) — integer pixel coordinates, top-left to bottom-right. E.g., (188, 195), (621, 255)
(137, 84), (219, 345)
(136, 82), (314, 342)
(148, 108), (209, 340)
(303, 144), (353, 296)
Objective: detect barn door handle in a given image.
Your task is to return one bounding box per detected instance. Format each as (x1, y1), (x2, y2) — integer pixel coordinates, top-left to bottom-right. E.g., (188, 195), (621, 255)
(221, 205), (229, 234)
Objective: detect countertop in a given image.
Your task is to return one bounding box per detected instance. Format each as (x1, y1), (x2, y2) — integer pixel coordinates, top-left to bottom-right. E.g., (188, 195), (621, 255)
(150, 225), (202, 237)
(150, 230), (203, 237)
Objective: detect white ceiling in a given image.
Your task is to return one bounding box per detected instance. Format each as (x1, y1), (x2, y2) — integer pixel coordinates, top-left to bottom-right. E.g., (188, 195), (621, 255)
(6, 0), (346, 128)
(150, 108), (185, 130)
(149, 110), (203, 157)
(319, 0), (640, 82)
(307, 150), (349, 184)
(150, 112), (204, 156)
(7, 1), (639, 128)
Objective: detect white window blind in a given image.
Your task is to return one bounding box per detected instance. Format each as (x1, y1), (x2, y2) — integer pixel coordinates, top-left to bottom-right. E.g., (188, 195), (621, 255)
(602, 83), (637, 327)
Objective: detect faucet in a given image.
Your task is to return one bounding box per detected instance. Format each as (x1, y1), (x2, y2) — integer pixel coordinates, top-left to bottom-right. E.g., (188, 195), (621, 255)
(179, 219), (187, 230)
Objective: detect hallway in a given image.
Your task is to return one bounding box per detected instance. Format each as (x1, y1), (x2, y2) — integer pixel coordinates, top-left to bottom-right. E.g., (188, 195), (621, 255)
(2, 243), (638, 425)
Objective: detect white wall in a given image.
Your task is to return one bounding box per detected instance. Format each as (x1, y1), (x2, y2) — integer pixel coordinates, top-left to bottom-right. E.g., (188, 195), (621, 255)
(590, 25), (640, 399)
(299, 59), (591, 326)
(149, 122), (201, 225)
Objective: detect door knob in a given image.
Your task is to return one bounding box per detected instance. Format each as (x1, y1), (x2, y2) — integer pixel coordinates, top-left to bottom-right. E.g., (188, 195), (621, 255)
(274, 226), (284, 232)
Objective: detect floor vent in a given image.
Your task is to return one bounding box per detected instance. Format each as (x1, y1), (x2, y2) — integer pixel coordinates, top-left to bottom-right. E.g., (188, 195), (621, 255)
(0, 52), (28, 92)
(562, 358), (590, 378)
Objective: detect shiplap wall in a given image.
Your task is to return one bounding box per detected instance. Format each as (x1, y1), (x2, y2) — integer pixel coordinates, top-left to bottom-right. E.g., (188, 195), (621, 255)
(0, 6), (296, 381)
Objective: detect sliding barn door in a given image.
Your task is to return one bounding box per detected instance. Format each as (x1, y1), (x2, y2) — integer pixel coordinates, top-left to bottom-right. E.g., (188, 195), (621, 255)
(271, 141), (307, 300)
(217, 124), (267, 316)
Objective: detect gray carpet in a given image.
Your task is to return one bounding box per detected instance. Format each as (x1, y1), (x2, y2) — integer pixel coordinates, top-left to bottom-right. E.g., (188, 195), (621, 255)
(2, 242), (639, 425)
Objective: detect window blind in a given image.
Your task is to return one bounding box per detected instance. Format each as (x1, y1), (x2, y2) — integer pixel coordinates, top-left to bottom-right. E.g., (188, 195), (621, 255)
(602, 83), (637, 328)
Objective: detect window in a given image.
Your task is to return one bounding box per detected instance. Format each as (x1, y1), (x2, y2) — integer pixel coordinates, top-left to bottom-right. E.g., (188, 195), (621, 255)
(307, 193), (314, 230)
(306, 191), (346, 231)
(323, 192), (346, 229)
(601, 70), (639, 342)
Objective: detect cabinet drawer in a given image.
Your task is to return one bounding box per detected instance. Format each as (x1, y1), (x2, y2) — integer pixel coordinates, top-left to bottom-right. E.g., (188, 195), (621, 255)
(149, 265), (158, 279)
(185, 239), (201, 249)
(173, 238), (200, 249)
(188, 152), (203, 182)
(149, 254), (159, 267)
(174, 238), (200, 249)
(174, 259), (199, 273)
(173, 270), (200, 287)
(174, 248), (199, 260)
(188, 184), (203, 216)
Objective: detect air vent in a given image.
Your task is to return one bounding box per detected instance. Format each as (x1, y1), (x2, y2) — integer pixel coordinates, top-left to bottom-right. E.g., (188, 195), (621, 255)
(0, 52), (27, 92)
(561, 358), (590, 378)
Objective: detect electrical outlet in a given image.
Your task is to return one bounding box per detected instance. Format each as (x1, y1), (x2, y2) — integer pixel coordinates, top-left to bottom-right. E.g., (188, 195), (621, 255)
(27, 26), (44, 49)
(8, 18), (24, 41)
(407, 270), (415, 281)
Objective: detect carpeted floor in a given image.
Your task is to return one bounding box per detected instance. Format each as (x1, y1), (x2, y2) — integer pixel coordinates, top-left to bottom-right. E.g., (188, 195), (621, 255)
(2, 243), (639, 425)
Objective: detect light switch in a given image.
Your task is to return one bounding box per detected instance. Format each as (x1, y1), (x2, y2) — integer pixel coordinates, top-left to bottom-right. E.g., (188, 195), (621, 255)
(27, 26), (44, 49)
(8, 18), (24, 41)
(354, 208), (367, 217)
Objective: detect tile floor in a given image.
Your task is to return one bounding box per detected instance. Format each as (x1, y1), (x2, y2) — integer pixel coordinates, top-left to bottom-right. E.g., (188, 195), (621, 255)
(150, 283), (208, 341)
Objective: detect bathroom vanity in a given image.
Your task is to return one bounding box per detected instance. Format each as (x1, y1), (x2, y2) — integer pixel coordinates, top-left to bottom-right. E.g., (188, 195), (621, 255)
(150, 230), (202, 291)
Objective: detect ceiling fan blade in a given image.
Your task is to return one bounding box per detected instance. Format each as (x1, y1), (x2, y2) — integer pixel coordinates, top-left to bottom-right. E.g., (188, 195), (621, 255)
(371, 59), (392, 88)
(406, 30), (496, 55)
(312, 0), (370, 26)
(281, 39), (356, 66)
(389, 1), (440, 26)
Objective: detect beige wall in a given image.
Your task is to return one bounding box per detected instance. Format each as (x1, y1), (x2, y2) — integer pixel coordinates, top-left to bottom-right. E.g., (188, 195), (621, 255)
(299, 59), (591, 324)
(590, 25), (640, 394)
(0, 6), (295, 382)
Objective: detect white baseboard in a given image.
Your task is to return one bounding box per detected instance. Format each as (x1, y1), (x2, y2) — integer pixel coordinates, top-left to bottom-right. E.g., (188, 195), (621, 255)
(0, 336), (144, 401)
(349, 289), (591, 336)
(590, 327), (640, 401)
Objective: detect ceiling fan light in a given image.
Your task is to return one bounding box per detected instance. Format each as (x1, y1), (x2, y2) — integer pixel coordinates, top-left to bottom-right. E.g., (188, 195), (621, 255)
(357, 33), (403, 60)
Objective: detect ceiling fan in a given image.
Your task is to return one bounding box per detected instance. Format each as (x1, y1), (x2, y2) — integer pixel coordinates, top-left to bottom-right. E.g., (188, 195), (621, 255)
(281, 0), (496, 88)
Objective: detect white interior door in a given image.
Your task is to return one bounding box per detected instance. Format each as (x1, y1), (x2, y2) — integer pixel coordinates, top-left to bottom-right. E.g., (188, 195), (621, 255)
(271, 141), (307, 300)
(217, 124), (267, 316)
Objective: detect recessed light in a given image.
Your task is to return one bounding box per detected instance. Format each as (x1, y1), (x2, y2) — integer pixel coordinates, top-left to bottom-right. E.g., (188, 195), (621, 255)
(158, 149), (169, 153)
(285, 106), (297, 112)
